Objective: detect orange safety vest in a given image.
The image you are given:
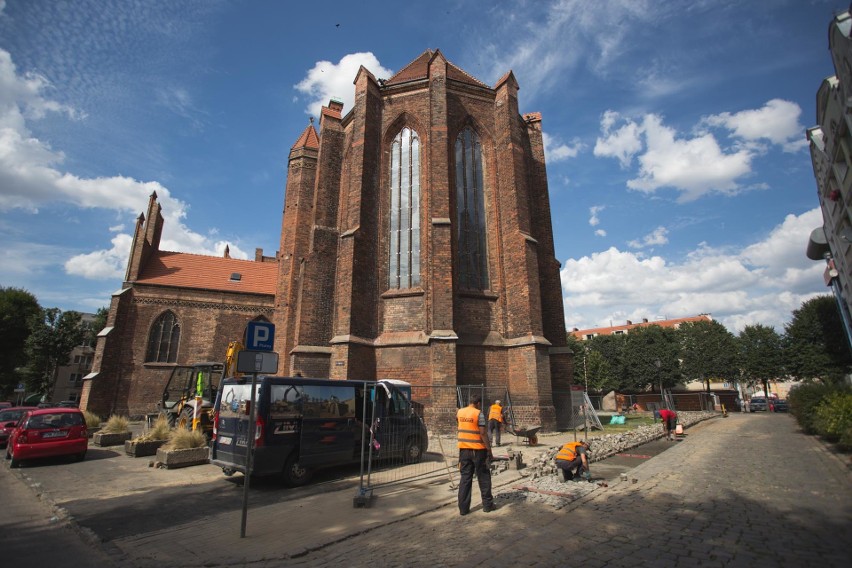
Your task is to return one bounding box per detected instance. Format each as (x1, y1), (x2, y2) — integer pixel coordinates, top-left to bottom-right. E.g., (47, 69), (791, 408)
(556, 441), (584, 462)
(488, 404), (503, 422)
(457, 406), (486, 450)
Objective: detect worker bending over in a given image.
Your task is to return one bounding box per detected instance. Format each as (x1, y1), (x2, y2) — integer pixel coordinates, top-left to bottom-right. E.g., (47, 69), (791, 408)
(554, 440), (591, 482)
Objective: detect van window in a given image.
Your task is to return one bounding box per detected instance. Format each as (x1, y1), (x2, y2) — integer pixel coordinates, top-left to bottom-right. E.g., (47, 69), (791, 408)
(301, 385), (356, 418)
(270, 385), (304, 418)
(219, 384), (261, 419)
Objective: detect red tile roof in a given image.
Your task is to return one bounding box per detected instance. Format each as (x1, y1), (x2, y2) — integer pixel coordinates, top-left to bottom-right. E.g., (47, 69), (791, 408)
(384, 49), (489, 89)
(570, 315), (713, 339)
(136, 251), (277, 295)
(292, 123), (319, 149)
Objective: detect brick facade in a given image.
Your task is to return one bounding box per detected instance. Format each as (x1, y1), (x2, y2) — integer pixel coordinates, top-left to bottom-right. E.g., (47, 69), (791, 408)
(83, 50), (572, 427)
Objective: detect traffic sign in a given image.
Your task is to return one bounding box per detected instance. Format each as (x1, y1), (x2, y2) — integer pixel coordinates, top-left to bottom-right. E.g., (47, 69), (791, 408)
(246, 321), (275, 351)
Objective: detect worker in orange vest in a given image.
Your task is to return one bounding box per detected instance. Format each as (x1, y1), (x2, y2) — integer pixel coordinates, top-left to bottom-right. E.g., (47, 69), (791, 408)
(554, 440), (591, 482)
(457, 394), (495, 515)
(488, 399), (504, 447)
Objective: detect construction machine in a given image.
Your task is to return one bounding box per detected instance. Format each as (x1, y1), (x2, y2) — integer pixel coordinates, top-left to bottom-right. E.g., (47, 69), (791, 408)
(157, 341), (244, 435)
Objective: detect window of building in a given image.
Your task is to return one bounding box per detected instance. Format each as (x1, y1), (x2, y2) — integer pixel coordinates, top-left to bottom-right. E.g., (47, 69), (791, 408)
(145, 311), (180, 363)
(388, 127), (421, 289)
(69, 373), (82, 383)
(455, 127), (489, 290)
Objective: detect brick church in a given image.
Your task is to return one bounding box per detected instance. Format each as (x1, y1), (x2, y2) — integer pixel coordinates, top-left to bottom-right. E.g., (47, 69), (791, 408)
(81, 50), (573, 428)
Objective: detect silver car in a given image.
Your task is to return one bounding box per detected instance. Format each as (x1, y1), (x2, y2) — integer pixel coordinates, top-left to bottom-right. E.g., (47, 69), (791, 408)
(749, 397), (767, 412)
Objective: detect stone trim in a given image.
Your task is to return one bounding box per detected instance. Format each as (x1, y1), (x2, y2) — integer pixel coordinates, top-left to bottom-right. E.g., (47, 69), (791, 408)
(133, 297), (274, 314)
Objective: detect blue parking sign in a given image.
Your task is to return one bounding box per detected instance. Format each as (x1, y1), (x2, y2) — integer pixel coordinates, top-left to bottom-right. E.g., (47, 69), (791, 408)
(246, 321), (275, 351)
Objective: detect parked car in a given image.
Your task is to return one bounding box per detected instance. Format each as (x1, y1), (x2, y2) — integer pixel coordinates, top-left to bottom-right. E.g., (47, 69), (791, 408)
(771, 399), (788, 412)
(749, 397), (768, 412)
(0, 406), (37, 447)
(0, 402), (12, 410)
(4, 408), (87, 467)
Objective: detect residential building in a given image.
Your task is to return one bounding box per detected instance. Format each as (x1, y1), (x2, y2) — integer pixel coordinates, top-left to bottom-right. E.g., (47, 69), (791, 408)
(51, 312), (96, 405)
(806, 9), (852, 348)
(569, 314), (713, 341)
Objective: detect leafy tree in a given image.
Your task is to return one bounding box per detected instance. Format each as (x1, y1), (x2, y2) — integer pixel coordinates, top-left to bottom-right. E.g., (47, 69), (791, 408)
(584, 334), (627, 391)
(0, 287), (41, 398)
(738, 324), (784, 397)
(565, 334), (586, 386)
(784, 295), (852, 385)
(22, 308), (85, 399)
(622, 325), (681, 391)
(679, 320), (739, 392)
(86, 306), (109, 347)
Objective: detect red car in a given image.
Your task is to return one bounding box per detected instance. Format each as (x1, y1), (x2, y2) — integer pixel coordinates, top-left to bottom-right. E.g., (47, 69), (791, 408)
(0, 406), (37, 447)
(5, 408), (88, 467)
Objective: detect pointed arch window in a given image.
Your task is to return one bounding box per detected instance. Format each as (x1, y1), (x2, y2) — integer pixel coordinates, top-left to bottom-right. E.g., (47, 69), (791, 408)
(388, 127), (421, 289)
(455, 127), (489, 289)
(145, 311), (180, 363)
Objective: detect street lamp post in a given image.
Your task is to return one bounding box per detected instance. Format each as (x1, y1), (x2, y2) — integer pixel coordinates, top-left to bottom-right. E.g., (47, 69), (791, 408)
(655, 359), (663, 408)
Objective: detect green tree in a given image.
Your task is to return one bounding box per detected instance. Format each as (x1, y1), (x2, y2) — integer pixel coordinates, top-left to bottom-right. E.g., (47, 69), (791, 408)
(679, 320), (739, 392)
(22, 308), (85, 399)
(738, 324), (784, 397)
(784, 295), (852, 384)
(584, 334), (627, 391)
(0, 287), (42, 398)
(622, 325), (681, 391)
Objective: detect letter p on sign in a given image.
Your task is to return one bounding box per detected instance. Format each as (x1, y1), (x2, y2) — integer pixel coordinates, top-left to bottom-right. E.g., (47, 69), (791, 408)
(246, 321), (275, 351)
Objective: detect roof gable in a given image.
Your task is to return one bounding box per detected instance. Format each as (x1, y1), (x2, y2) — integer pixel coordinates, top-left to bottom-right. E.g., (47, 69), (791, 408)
(384, 49), (488, 89)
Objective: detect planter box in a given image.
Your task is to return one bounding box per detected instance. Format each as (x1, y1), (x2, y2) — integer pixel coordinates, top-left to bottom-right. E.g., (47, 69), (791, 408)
(155, 446), (209, 469)
(92, 431), (132, 447)
(87, 427), (101, 438)
(124, 438), (168, 457)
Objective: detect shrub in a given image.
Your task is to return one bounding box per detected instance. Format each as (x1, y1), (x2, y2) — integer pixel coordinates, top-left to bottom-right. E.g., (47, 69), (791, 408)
(101, 414), (130, 433)
(136, 415), (171, 442)
(813, 391), (852, 442)
(83, 410), (102, 428)
(839, 423), (852, 452)
(163, 427), (206, 450)
(787, 383), (844, 434)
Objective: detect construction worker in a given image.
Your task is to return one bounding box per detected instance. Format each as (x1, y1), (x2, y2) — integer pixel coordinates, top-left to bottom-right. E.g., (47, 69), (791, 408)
(659, 408), (678, 440)
(488, 399), (504, 446)
(457, 394), (495, 515)
(554, 440), (591, 482)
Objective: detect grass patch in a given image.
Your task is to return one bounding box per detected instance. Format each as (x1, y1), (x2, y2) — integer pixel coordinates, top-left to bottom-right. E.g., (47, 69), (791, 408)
(83, 410), (102, 428)
(163, 428), (207, 450)
(101, 414), (130, 433)
(598, 414), (656, 434)
(137, 415), (171, 442)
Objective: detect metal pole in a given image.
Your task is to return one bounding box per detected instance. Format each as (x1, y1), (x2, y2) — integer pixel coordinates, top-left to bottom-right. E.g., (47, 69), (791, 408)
(240, 372), (258, 538)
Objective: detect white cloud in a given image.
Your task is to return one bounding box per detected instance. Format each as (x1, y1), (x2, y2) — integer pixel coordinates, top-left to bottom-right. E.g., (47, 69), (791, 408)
(561, 208), (826, 333)
(0, 47), (248, 281)
(627, 226), (669, 249)
(595, 229), (607, 237)
(702, 99), (807, 153)
(294, 52), (393, 119)
(595, 110), (754, 202)
(594, 110), (642, 168)
(543, 131), (583, 162)
(589, 205), (604, 226)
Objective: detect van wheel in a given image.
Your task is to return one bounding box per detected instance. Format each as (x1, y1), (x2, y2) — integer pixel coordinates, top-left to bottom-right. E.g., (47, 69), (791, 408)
(403, 437), (423, 464)
(282, 453), (312, 487)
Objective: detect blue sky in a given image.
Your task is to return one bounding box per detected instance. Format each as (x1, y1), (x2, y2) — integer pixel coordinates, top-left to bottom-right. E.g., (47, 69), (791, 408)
(0, 0), (844, 334)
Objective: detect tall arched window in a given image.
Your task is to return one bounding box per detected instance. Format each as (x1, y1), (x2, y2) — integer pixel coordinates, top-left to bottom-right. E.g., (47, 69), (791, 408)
(455, 127), (489, 289)
(388, 127), (421, 289)
(145, 311), (180, 363)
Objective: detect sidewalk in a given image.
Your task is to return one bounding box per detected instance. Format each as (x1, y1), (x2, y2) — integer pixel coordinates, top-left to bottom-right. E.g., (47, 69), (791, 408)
(107, 413), (850, 568)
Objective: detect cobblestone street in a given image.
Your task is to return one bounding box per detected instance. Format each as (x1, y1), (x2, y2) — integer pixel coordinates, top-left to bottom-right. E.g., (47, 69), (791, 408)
(284, 413), (851, 568)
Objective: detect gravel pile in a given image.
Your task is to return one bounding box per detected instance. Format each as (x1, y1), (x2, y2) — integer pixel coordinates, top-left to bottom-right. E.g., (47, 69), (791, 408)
(492, 411), (717, 509)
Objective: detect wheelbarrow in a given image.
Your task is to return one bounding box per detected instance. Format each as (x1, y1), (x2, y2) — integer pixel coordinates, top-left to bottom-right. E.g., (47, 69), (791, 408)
(506, 423), (541, 446)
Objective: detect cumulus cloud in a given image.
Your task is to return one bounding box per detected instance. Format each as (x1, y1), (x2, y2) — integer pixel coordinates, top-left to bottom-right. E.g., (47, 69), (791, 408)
(543, 131), (583, 162)
(561, 208), (825, 333)
(294, 52), (393, 119)
(594, 110), (643, 168)
(589, 205), (604, 226)
(0, 47), (247, 281)
(627, 226), (669, 249)
(702, 99), (807, 153)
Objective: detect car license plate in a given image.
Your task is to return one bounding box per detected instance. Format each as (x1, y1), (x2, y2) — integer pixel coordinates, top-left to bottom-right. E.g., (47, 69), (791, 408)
(42, 431), (67, 439)
(218, 436), (232, 445)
